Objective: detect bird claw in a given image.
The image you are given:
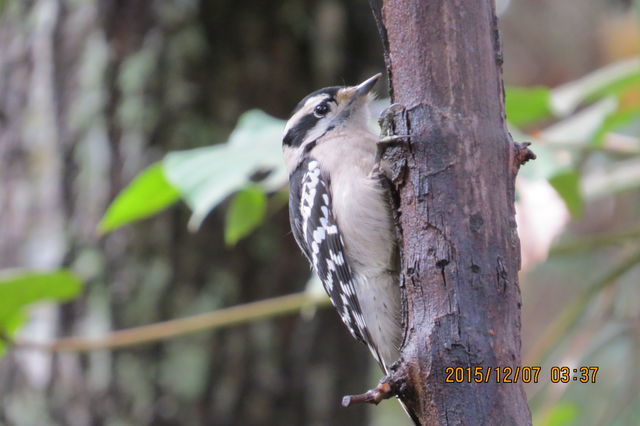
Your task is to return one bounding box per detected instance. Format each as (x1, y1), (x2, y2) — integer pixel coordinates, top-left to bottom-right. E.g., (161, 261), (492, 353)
(379, 134), (411, 144)
(378, 103), (406, 129)
(376, 134), (410, 165)
(376, 103), (410, 163)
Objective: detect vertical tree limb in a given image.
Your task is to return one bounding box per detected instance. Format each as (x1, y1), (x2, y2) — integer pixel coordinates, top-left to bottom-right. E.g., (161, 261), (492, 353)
(374, 0), (533, 424)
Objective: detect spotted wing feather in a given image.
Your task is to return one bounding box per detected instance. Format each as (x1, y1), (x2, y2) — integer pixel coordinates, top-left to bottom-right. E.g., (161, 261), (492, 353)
(289, 159), (376, 353)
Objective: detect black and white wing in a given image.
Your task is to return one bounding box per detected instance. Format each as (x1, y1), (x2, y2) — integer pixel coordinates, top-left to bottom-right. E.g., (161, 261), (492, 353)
(288, 159), (379, 358)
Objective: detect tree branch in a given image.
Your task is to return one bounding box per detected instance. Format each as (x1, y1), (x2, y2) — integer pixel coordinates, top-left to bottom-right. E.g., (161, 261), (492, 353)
(10, 292), (330, 353)
(549, 226), (640, 255)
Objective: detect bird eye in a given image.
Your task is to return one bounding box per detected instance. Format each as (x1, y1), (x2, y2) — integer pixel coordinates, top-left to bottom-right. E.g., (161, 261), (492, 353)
(314, 103), (330, 117)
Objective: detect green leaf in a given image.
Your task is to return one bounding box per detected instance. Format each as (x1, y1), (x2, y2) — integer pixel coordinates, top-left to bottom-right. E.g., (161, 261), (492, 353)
(544, 402), (579, 426)
(0, 312), (25, 357)
(0, 269), (83, 327)
(164, 110), (287, 230)
(540, 98), (618, 146)
(505, 86), (552, 127)
(549, 170), (583, 218)
(224, 186), (267, 246)
(98, 163), (180, 233)
(551, 58), (640, 116)
(586, 70), (640, 102)
(592, 108), (640, 146)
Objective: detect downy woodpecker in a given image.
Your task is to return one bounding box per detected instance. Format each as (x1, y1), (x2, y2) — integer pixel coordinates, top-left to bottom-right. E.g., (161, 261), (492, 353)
(282, 74), (402, 372)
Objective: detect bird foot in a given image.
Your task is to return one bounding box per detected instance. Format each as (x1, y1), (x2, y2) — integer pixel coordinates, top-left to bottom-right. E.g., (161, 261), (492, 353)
(376, 103), (410, 163)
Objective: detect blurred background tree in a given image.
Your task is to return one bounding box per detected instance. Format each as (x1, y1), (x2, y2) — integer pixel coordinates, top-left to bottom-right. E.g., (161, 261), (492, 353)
(0, 1), (379, 425)
(0, 0), (638, 425)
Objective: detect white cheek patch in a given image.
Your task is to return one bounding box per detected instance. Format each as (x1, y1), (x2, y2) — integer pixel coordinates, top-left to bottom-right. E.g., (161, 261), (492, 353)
(282, 147), (301, 175)
(301, 119), (332, 146)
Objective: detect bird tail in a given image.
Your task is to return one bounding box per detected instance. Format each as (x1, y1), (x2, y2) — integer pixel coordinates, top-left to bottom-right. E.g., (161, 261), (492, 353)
(397, 399), (421, 426)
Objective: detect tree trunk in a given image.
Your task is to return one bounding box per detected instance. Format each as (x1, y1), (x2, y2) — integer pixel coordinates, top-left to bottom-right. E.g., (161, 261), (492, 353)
(376, 1), (532, 424)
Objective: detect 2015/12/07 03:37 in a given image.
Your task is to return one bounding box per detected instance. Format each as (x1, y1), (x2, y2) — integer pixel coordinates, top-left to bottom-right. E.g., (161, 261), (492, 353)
(444, 366), (599, 384)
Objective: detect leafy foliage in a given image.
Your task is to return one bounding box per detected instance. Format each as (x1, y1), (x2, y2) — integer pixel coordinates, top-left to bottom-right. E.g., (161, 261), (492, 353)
(0, 270), (82, 355)
(548, 171), (583, 218)
(224, 186), (267, 246)
(592, 107), (640, 146)
(535, 403), (579, 426)
(509, 59), (640, 214)
(98, 110), (287, 234)
(518, 58), (640, 426)
(164, 110), (287, 231)
(505, 86), (552, 127)
(98, 163), (180, 233)
(550, 58), (639, 115)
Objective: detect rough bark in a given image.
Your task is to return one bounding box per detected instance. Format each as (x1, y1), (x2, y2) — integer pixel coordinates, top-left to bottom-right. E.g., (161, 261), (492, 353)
(376, 1), (532, 424)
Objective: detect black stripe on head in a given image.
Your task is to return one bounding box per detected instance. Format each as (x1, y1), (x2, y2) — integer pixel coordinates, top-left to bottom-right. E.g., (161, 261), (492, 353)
(283, 86), (342, 147)
(283, 113), (319, 147)
(291, 86), (341, 116)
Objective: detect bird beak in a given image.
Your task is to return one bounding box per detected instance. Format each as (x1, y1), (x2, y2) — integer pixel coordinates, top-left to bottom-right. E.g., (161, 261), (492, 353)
(354, 73), (382, 98)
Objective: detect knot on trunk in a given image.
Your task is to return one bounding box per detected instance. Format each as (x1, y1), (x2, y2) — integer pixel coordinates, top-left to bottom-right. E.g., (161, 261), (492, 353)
(514, 141), (536, 167)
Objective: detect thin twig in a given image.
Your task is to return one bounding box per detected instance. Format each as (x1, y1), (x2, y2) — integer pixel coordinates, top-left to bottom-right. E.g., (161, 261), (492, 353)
(550, 226), (640, 255)
(342, 382), (393, 407)
(342, 361), (411, 409)
(11, 292), (330, 353)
